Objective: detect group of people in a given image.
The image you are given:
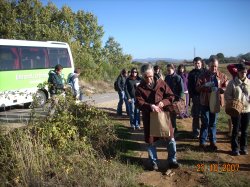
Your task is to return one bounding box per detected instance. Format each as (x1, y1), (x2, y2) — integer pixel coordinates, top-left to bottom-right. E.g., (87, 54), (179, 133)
(47, 64), (82, 114)
(116, 57), (250, 170)
(48, 64), (82, 100)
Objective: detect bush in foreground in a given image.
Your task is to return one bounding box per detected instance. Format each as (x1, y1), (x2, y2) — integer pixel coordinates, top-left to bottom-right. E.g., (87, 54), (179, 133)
(0, 96), (139, 186)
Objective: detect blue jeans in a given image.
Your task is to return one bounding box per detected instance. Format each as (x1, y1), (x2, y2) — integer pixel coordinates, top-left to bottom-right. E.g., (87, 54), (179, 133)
(117, 91), (129, 115)
(79, 90), (84, 101)
(191, 95), (201, 137)
(147, 138), (177, 164)
(200, 105), (218, 145)
(128, 98), (140, 128)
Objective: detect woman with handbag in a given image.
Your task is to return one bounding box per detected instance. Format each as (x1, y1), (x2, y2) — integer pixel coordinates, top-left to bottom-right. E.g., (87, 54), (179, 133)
(224, 64), (250, 156)
(135, 64), (180, 170)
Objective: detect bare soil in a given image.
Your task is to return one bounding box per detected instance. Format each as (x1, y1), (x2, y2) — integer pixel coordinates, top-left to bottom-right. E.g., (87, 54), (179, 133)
(96, 100), (250, 187)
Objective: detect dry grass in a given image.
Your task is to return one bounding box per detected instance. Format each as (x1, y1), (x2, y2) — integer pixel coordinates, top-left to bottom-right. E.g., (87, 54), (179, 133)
(0, 129), (140, 186)
(79, 79), (113, 96)
(0, 99), (140, 187)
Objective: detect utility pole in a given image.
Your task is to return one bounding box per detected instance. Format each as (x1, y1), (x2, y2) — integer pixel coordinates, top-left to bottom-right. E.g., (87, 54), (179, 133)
(194, 47), (196, 58)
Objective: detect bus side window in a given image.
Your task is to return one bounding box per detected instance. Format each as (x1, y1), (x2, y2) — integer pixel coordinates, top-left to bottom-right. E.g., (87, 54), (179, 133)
(49, 56), (59, 67)
(33, 48), (46, 69)
(21, 57), (32, 69)
(59, 57), (68, 67)
(48, 48), (71, 68)
(60, 49), (71, 67)
(0, 47), (17, 71)
(20, 47), (46, 69)
(20, 48), (31, 70)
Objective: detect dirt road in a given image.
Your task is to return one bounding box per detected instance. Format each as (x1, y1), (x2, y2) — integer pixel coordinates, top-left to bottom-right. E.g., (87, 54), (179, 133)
(0, 92), (117, 123)
(1, 93), (249, 186)
(101, 100), (250, 187)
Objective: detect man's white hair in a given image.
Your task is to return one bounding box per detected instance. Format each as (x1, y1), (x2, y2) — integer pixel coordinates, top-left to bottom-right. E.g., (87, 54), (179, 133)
(140, 64), (153, 76)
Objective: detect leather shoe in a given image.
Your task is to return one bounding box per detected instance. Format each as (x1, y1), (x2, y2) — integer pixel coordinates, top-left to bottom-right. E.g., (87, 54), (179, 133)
(240, 150), (248, 155)
(209, 143), (218, 151)
(168, 161), (180, 169)
(231, 151), (240, 156)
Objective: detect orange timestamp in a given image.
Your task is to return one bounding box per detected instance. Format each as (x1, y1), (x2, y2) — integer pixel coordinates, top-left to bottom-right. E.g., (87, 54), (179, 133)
(196, 163), (240, 172)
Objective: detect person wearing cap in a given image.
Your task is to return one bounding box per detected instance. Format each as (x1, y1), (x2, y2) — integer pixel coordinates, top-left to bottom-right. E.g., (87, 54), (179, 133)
(225, 64), (250, 156)
(227, 59), (250, 79)
(226, 60), (250, 135)
(196, 56), (228, 151)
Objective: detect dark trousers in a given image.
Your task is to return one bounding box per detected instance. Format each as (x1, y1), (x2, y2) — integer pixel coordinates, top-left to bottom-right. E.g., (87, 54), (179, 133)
(170, 113), (177, 130)
(231, 112), (250, 152)
(191, 95), (201, 136)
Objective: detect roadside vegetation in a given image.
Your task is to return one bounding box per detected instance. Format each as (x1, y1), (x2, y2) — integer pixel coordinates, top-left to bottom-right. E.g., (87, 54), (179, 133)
(0, 0), (134, 83)
(0, 95), (140, 186)
(1, 1), (250, 186)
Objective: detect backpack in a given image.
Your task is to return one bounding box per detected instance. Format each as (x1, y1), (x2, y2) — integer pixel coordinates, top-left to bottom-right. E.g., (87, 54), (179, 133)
(114, 79), (119, 92)
(67, 73), (75, 93)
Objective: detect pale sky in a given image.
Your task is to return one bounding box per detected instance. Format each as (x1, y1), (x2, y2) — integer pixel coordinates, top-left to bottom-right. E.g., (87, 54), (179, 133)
(41, 0), (250, 60)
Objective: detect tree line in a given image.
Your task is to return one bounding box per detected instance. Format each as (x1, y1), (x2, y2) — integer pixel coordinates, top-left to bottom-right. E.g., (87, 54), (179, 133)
(0, 0), (133, 81)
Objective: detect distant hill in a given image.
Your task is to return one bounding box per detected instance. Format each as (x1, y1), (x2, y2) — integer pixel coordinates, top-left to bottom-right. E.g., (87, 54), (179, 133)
(132, 58), (185, 63)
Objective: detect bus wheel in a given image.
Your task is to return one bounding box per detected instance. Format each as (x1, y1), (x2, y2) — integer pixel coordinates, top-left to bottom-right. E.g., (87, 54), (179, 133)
(23, 102), (31, 109)
(35, 90), (47, 107)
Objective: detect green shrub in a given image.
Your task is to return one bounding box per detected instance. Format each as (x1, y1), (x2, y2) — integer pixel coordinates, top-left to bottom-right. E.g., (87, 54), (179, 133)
(0, 95), (139, 186)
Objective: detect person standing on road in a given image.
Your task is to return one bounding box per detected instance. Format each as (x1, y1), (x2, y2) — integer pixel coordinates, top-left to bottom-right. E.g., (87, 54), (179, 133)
(116, 69), (129, 116)
(125, 68), (141, 130)
(135, 64), (180, 170)
(165, 64), (184, 133)
(225, 64), (250, 156)
(188, 57), (204, 138)
(177, 64), (189, 118)
(67, 68), (83, 101)
(196, 56), (228, 151)
(154, 65), (163, 80)
(48, 64), (66, 115)
(226, 59), (250, 135)
(48, 64), (65, 96)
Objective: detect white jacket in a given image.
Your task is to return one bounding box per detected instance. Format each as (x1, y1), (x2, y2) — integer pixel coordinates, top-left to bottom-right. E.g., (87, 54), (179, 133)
(224, 77), (250, 113)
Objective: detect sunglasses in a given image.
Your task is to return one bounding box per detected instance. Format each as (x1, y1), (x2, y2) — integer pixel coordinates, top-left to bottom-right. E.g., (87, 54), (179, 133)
(132, 71), (137, 73)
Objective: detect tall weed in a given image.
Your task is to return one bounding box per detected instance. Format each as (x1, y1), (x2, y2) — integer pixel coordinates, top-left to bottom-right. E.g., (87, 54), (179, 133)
(0, 95), (139, 186)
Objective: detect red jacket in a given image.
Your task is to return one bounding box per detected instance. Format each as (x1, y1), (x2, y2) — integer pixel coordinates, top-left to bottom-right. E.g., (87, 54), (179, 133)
(135, 78), (174, 143)
(196, 70), (228, 107)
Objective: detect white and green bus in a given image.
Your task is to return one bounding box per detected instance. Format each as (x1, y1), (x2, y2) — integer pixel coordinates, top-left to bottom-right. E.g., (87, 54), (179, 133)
(0, 39), (74, 108)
